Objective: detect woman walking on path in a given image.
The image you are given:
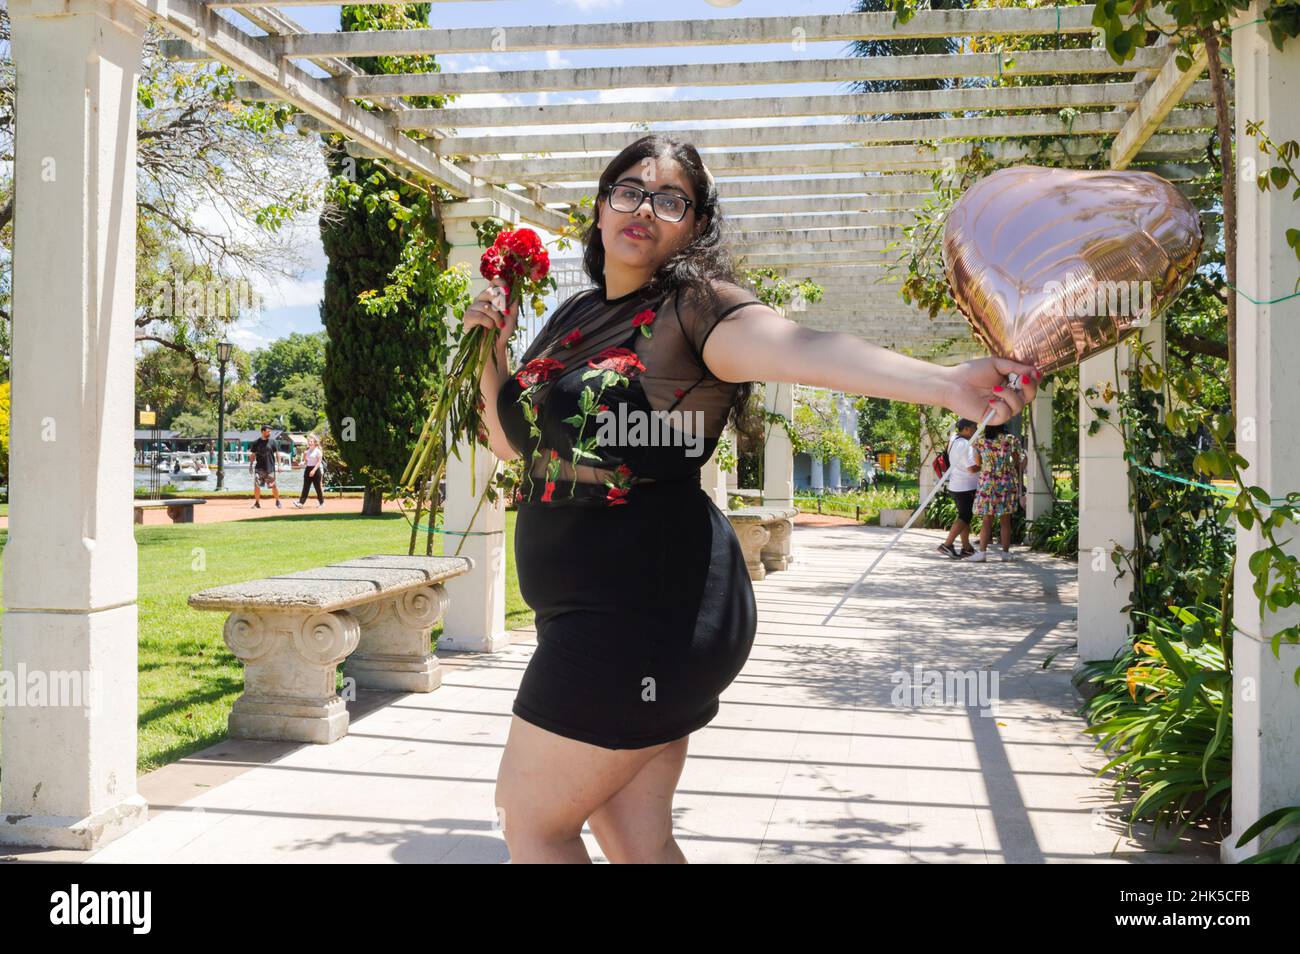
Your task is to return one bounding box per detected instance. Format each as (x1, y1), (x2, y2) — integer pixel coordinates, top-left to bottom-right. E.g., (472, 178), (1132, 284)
(469, 134), (1040, 863)
(967, 423), (1025, 562)
(937, 418), (979, 559)
(293, 433), (325, 508)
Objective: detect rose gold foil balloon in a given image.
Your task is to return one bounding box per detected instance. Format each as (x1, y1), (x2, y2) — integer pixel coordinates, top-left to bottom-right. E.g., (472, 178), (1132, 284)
(942, 166), (1202, 374)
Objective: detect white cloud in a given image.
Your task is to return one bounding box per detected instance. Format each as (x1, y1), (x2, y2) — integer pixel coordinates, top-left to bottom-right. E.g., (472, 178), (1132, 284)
(224, 323), (276, 352)
(258, 273), (324, 311)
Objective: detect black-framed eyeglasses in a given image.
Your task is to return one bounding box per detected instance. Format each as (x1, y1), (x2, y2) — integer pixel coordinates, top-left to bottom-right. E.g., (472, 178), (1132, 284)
(606, 182), (695, 223)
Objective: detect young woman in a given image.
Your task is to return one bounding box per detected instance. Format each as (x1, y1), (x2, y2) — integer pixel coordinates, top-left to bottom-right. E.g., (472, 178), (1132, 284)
(293, 433), (325, 509)
(967, 422), (1026, 562)
(467, 135), (1040, 863)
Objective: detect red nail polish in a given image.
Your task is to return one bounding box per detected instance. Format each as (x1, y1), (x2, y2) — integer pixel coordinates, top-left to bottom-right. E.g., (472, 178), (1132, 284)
(993, 385), (1004, 392)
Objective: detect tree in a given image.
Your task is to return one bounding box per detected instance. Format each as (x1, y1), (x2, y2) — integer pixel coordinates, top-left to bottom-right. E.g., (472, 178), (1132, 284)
(0, 8), (325, 377)
(319, 3), (451, 516)
(250, 331), (326, 400)
(136, 340), (258, 433)
(856, 396), (922, 472)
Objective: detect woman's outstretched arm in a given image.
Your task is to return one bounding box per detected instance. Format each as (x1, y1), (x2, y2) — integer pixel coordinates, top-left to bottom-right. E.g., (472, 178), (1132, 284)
(701, 305), (1042, 425)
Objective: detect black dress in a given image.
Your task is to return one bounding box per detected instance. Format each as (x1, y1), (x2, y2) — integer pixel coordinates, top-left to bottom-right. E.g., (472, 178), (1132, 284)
(496, 278), (768, 749)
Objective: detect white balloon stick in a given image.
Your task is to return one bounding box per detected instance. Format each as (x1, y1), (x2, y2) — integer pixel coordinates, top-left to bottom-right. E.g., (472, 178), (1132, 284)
(820, 373), (1024, 626)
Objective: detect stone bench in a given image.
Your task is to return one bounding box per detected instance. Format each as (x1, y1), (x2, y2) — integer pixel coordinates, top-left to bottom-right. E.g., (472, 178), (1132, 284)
(725, 507), (798, 581)
(133, 498), (207, 524)
(188, 554), (473, 744)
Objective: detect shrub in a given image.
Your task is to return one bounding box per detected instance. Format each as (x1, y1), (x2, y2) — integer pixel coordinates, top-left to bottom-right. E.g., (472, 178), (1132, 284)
(1027, 499), (1079, 559)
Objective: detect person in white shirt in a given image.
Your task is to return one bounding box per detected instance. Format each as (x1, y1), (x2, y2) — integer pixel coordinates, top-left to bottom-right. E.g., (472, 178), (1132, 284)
(937, 419), (980, 559)
(293, 433), (326, 508)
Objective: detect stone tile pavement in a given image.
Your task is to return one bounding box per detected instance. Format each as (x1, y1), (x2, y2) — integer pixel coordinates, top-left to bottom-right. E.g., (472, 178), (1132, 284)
(5, 522), (1219, 864)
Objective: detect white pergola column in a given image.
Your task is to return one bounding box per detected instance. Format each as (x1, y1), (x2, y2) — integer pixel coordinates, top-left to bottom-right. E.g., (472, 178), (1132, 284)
(827, 456), (842, 490)
(1223, 8), (1300, 862)
(702, 427), (730, 509)
(434, 200), (512, 653)
(1025, 380), (1055, 520)
(809, 454), (824, 492)
(0, 0), (149, 849)
(763, 381), (794, 509)
(918, 418), (938, 505)
(1076, 319), (1164, 668)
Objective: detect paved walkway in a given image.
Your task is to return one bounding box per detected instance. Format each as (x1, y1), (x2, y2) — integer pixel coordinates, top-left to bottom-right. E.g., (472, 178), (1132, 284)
(0, 496), (404, 530)
(5, 522), (1218, 864)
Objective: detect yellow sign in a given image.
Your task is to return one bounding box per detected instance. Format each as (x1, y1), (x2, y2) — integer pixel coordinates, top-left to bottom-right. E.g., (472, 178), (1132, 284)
(877, 452), (896, 472)
(139, 410), (156, 426)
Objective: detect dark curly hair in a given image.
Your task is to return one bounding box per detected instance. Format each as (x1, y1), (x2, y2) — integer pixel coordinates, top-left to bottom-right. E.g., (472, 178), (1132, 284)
(580, 134), (758, 436)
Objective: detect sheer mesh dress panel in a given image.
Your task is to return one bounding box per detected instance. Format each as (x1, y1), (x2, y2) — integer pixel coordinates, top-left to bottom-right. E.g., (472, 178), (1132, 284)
(496, 278), (768, 507)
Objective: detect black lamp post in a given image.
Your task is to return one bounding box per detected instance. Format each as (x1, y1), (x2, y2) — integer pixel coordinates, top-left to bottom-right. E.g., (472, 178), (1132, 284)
(216, 339), (233, 490)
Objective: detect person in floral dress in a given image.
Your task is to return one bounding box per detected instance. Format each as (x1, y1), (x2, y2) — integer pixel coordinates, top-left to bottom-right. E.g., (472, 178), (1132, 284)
(968, 423), (1025, 562)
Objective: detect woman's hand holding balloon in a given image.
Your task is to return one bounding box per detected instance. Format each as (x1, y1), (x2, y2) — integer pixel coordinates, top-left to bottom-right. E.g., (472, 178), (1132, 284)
(942, 356), (1041, 426)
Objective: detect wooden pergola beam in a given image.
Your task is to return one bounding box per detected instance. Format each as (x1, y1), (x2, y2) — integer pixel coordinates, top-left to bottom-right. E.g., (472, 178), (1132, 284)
(1111, 45), (1211, 169)
(310, 47), (1170, 101)
(436, 108), (1216, 157)
(257, 7), (1111, 58)
(368, 81), (1220, 131)
(129, 0), (564, 232)
(463, 135), (1211, 181)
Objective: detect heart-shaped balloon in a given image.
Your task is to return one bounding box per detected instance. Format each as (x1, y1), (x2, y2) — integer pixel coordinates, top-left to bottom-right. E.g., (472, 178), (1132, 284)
(942, 166), (1202, 374)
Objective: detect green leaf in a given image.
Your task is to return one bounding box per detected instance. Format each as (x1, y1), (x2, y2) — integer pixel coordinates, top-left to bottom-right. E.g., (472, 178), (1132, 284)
(1248, 547), (1272, 577)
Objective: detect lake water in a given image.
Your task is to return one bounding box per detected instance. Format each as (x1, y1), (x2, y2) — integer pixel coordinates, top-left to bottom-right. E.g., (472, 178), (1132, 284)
(134, 464), (308, 493)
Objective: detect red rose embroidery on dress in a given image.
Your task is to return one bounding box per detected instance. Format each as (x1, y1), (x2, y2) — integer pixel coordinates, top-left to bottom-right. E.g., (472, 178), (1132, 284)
(673, 387), (685, 399)
(561, 328), (583, 348)
(587, 346), (645, 376)
(604, 463), (634, 507)
(632, 308), (657, 338)
(515, 357), (565, 389)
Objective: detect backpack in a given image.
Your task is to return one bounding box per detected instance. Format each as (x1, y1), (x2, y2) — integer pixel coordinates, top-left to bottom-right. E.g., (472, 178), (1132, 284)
(933, 444), (951, 478)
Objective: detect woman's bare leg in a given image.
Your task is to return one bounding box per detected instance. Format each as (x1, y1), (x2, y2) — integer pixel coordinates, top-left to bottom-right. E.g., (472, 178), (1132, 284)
(494, 714), (672, 863)
(587, 735), (690, 863)
(1000, 513), (1012, 549)
(979, 517), (992, 551)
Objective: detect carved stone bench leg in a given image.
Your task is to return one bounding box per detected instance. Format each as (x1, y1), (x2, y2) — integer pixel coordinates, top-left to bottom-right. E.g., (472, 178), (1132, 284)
(760, 517), (794, 573)
(735, 523), (771, 581)
(344, 585), (447, 693)
(223, 609), (359, 743)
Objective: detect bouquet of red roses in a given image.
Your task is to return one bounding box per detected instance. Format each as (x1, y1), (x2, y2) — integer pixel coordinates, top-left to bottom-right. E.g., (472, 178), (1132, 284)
(400, 227), (554, 555)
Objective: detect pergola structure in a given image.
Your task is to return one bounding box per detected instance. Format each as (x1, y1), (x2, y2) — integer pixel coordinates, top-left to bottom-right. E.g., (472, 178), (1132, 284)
(3, 0), (1297, 862)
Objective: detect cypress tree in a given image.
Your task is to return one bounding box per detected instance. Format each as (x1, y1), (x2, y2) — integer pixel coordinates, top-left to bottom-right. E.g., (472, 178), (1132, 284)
(319, 4), (444, 515)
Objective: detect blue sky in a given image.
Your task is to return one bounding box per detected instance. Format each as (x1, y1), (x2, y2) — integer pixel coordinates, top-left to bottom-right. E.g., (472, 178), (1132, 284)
(224, 0), (970, 349)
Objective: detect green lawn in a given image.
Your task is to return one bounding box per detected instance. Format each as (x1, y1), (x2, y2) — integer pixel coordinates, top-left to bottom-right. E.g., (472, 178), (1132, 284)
(0, 511), (532, 774)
